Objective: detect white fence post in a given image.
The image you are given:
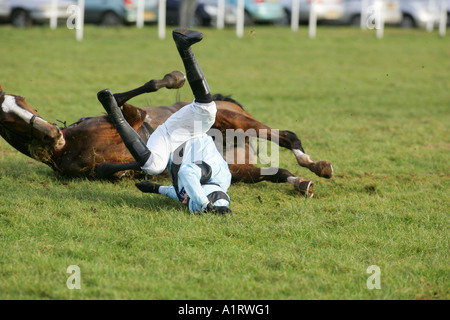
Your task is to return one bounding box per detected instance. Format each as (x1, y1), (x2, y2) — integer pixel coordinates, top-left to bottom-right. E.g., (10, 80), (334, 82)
(375, 0), (384, 39)
(361, 0), (368, 29)
(236, 0), (244, 38)
(50, 0), (58, 29)
(291, 0), (300, 32)
(309, 0), (317, 38)
(137, 0), (144, 28)
(158, 0), (166, 39)
(76, 0), (85, 41)
(427, 0), (436, 31)
(439, 0), (447, 36)
(217, 0), (225, 29)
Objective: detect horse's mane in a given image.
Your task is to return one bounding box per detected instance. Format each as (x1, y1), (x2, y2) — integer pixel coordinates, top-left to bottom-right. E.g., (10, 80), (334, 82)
(212, 93), (245, 110)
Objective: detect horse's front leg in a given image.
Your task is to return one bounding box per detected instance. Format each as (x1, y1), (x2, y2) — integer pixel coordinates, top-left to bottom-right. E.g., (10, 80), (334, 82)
(113, 71), (186, 106)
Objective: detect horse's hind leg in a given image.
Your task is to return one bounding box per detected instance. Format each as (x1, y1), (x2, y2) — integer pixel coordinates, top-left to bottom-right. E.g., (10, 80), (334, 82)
(113, 71), (186, 106)
(259, 129), (333, 179)
(292, 147), (333, 179)
(226, 144), (314, 197)
(215, 109), (333, 179)
(229, 164), (314, 198)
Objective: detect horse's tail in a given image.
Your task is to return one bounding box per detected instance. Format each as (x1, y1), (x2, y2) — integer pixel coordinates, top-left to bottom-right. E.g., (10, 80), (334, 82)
(212, 93), (245, 110)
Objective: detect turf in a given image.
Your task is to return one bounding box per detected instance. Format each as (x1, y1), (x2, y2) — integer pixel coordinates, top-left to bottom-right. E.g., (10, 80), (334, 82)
(0, 25), (449, 300)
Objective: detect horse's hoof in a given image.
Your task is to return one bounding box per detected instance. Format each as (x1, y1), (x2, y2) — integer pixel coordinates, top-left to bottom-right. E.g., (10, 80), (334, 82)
(292, 178), (314, 198)
(313, 161), (333, 179)
(165, 71), (186, 89)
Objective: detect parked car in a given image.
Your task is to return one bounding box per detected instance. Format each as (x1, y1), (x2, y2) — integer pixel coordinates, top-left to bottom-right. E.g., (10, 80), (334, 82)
(400, 0), (442, 28)
(279, 0), (346, 25)
(448, 0), (450, 26)
(84, 0), (158, 26)
(166, 0), (236, 26)
(226, 0), (285, 25)
(0, 0), (11, 22)
(0, 0), (76, 27)
(342, 0), (403, 26)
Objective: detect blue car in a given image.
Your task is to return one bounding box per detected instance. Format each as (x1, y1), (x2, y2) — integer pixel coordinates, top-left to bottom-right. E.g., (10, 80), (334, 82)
(84, 0), (158, 26)
(226, 0), (285, 25)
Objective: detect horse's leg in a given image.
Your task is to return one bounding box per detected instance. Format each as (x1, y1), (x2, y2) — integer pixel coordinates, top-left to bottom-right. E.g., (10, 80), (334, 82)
(96, 161), (140, 179)
(229, 164), (314, 198)
(113, 71), (185, 106)
(215, 108), (333, 179)
(225, 143), (314, 197)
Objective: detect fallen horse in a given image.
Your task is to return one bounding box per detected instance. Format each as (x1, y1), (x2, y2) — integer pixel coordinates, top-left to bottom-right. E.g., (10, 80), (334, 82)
(0, 73), (332, 197)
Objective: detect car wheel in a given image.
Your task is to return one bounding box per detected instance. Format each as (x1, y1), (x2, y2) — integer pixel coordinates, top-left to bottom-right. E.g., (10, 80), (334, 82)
(350, 14), (361, 26)
(193, 13), (207, 27)
(11, 9), (31, 28)
(101, 11), (122, 26)
(400, 15), (415, 28)
(244, 11), (253, 26)
(277, 9), (291, 26)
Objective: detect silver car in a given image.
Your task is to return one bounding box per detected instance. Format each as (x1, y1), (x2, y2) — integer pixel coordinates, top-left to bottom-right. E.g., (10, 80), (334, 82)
(400, 0), (444, 28)
(342, 0), (403, 26)
(199, 0), (237, 26)
(0, 0), (11, 20)
(0, 0), (76, 27)
(279, 0), (346, 24)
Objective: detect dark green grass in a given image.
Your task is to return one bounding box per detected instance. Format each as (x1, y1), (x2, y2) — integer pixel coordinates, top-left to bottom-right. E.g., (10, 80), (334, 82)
(0, 25), (449, 299)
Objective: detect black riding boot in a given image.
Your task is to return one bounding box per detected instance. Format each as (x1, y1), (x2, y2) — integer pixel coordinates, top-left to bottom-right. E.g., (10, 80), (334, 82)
(172, 28), (212, 104)
(97, 89), (151, 167)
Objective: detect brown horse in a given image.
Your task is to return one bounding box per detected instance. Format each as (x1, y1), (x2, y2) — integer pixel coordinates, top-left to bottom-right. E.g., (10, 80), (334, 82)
(0, 72), (332, 196)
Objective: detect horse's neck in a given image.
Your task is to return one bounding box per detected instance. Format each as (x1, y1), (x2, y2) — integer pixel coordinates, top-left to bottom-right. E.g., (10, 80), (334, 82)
(0, 127), (32, 158)
(0, 126), (57, 170)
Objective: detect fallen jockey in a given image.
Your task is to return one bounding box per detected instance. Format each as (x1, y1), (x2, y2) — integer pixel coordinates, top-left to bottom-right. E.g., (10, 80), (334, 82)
(136, 133), (232, 214)
(97, 28), (232, 214)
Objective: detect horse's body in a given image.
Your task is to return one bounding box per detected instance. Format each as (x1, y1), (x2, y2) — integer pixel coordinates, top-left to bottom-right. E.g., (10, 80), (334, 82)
(0, 72), (332, 195)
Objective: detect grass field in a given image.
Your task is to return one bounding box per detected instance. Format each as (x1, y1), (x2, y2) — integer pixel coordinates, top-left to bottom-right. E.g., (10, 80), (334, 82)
(0, 25), (449, 300)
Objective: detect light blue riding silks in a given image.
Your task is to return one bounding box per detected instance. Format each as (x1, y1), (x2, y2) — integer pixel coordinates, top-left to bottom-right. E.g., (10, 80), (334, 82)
(161, 134), (231, 213)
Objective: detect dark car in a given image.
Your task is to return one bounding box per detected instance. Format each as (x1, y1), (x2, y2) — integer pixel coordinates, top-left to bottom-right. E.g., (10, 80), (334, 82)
(166, 0), (236, 26)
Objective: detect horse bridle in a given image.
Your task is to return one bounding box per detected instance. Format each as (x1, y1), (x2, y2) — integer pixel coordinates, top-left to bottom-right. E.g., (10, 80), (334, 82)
(0, 90), (45, 142)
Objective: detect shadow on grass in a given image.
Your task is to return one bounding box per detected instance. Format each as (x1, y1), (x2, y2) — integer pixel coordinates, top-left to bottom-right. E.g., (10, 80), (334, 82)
(0, 158), (186, 213)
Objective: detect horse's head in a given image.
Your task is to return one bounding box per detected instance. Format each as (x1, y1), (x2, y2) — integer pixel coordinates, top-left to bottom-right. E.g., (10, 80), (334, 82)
(0, 85), (65, 162)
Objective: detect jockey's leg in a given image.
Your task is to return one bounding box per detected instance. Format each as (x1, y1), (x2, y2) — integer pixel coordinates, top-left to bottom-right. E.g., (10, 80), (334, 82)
(135, 181), (162, 193)
(97, 89), (151, 167)
(172, 28), (212, 104)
